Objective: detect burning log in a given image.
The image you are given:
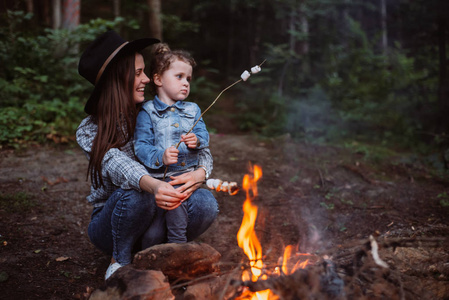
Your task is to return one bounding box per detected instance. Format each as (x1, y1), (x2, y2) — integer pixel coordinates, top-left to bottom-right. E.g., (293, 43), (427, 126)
(133, 242), (221, 281)
(232, 260), (344, 300)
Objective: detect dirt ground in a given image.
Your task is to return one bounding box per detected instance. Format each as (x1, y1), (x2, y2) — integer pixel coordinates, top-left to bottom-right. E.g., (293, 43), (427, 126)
(1, 131), (449, 299)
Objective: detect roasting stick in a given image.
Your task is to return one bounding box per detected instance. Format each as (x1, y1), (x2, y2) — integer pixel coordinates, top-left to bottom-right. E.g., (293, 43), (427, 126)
(162, 59), (267, 179)
(180, 178), (240, 195)
(180, 181), (205, 193)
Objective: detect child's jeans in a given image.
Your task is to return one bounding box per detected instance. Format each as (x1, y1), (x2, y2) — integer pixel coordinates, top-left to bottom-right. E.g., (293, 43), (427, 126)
(165, 200), (189, 243)
(87, 187), (218, 265)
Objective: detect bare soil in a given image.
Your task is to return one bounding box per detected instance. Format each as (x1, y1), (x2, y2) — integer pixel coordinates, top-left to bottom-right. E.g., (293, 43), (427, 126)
(1, 133), (449, 299)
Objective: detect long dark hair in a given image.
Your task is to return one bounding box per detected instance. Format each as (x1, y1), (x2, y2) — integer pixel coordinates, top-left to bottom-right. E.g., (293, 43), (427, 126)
(87, 52), (138, 188)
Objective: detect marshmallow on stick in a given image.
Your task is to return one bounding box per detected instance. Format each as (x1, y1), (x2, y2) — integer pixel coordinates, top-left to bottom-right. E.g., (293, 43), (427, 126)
(240, 64), (263, 81)
(163, 59), (266, 180)
(206, 179), (239, 195)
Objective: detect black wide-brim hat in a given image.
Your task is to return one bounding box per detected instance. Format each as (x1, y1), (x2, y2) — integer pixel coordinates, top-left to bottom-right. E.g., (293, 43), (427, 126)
(78, 30), (159, 115)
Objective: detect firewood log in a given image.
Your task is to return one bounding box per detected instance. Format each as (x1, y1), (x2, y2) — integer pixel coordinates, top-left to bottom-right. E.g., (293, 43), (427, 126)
(89, 265), (173, 300)
(234, 261), (344, 300)
(133, 242), (221, 281)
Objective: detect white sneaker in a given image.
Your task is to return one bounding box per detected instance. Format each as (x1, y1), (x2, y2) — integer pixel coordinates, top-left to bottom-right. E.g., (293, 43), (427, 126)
(105, 262), (123, 280)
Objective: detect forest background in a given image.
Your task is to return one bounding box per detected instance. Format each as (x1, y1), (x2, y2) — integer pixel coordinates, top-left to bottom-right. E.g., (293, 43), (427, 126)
(1, 0), (449, 173)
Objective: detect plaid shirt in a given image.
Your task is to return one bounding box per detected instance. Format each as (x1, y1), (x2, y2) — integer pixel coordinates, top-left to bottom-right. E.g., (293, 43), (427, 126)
(76, 116), (213, 207)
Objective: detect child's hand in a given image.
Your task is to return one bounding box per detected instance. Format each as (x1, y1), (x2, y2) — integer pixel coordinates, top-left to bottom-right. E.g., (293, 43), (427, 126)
(163, 146), (179, 165)
(181, 133), (198, 149)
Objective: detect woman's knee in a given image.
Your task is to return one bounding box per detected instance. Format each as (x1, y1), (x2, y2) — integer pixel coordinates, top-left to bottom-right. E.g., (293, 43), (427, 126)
(109, 189), (157, 231)
(189, 189), (219, 218)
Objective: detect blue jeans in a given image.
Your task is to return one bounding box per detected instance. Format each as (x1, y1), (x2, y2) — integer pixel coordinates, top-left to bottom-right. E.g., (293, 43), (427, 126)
(88, 188), (218, 265)
(165, 200), (188, 243)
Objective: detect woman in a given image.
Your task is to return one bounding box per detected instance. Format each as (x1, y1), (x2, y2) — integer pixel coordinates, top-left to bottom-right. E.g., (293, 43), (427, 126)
(76, 31), (218, 280)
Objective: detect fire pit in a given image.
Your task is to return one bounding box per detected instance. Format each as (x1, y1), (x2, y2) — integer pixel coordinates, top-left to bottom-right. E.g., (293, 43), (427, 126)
(233, 164), (321, 299)
(88, 164), (448, 300)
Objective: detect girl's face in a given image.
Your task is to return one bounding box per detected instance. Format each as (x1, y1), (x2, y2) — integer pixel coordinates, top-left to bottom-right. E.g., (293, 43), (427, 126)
(153, 59), (192, 106)
(133, 53), (150, 104)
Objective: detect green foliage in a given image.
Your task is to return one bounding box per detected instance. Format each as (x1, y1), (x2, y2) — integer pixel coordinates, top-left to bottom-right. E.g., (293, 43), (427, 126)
(321, 18), (437, 147)
(1, 0), (447, 161)
(344, 141), (397, 163)
(0, 11), (136, 148)
(236, 88), (287, 136)
(162, 14), (199, 48)
(189, 66), (220, 109)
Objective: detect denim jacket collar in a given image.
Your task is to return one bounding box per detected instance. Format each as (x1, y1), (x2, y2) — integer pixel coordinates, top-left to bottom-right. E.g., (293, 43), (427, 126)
(153, 95), (185, 112)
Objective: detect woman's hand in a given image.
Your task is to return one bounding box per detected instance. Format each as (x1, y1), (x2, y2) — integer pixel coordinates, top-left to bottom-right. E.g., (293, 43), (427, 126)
(181, 133), (198, 149)
(139, 175), (187, 210)
(169, 168), (206, 197)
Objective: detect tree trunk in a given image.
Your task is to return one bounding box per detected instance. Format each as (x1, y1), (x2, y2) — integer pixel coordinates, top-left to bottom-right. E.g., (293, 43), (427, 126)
(298, 0), (309, 56)
(380, 0), (388, 55)
(437, 2), (449, 133)
(62, 0), (80, 30)
(52, 0), (61, 29)
(26, 0), (33, 14)
(113, 0), (120, 18)
(147, 0), (162, 40)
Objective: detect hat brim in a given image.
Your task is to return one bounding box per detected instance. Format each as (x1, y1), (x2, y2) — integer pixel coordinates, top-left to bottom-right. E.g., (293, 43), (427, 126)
(84, 37), (160, 115)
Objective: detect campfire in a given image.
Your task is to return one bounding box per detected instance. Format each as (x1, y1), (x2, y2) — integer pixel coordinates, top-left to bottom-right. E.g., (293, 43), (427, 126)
(88, 164), (446, 300)
(235, 164), (314, 299)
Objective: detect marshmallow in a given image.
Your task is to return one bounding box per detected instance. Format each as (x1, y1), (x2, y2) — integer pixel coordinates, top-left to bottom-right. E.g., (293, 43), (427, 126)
(206, 179), (220, 189)
(241, 70), (251, 81)
(251, 65), (261, 74)
(206, 178), (239, 195)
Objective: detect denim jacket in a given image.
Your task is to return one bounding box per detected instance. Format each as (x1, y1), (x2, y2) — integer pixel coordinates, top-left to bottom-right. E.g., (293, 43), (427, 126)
(134, 96), (210, 178)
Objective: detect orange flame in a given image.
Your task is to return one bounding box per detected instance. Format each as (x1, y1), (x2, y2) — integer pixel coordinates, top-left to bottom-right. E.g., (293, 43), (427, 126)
(280, 245), (310, 275)
(236, 165), (311, 300)
(237, 165), (263, 280)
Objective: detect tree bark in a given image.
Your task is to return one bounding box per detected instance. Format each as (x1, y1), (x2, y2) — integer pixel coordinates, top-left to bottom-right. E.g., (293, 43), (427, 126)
(52, 0), (61, 29)
(25, 0), (33, 14)
(437, 5), (448, 132)
(113, 0), (120, 18)
(62, 0), (80, 30)
(298, 0), (309, 56)
(147, 0), (162, 40)
(380, 0), (388, 55)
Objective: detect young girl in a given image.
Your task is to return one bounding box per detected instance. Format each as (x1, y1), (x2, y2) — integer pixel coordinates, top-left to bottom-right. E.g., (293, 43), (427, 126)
(76, 31), (218, 280)
(134, 43), (214, 244)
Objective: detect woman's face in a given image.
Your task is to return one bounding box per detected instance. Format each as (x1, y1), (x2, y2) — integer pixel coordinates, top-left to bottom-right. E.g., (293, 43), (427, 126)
(133, 53), (150, 104)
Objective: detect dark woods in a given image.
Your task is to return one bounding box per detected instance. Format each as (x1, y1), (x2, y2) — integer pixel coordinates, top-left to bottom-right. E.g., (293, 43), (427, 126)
(1, 0), (448, 166)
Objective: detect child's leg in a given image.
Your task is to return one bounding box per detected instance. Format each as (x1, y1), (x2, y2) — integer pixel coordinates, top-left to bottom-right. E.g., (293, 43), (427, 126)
(140, 206), (167, 249)
(166, 200), (189, 243)
(186, 188), (218, 241)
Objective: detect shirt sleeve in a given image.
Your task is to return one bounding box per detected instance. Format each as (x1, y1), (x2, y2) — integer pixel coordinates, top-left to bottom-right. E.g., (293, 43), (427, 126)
(197, 147), (213, 178)
(76, 116), (148, 192)
(102, 146), (148, 191)
(134, 109), (165, 169)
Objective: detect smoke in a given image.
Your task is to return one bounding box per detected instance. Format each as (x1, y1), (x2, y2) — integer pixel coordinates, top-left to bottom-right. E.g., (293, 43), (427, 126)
(284, 86), (345, 144)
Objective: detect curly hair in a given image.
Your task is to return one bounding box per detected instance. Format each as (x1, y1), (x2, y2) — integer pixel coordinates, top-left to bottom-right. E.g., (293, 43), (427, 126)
(148, 43), (196, 95)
